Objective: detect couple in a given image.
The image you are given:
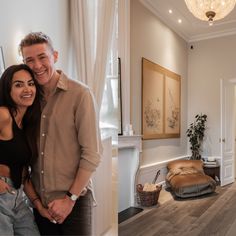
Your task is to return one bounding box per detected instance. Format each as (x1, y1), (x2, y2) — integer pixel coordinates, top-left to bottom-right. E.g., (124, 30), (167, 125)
(0, 32), (102, 236)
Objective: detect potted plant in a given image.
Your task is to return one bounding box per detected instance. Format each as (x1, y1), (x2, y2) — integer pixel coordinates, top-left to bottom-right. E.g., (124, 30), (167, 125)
(186, 114), (207, 160)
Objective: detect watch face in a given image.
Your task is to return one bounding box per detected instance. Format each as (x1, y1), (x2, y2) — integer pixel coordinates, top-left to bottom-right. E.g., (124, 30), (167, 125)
(66, 191), (78, 201)
(71, 194), (78, 201)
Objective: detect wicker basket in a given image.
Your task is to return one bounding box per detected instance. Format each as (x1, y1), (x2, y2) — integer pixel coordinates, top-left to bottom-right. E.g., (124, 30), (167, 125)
(136, 184), (162, 207)
(136, 170), (162, 207)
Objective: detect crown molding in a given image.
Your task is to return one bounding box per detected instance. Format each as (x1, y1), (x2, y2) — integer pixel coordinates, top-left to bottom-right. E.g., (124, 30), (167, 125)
(139, 0), (189, 42)
(189, 27), (236, 42)
(140, 0), (236, 43)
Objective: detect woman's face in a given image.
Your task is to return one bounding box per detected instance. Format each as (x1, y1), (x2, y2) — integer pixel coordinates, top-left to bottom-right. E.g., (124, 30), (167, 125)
(10, 69), (36, 109)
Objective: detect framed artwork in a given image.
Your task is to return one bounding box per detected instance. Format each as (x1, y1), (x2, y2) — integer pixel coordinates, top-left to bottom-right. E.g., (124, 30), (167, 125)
(118, 57), (123, 135)
(142, 58), (181, 139)
(0, 46), (5, 76)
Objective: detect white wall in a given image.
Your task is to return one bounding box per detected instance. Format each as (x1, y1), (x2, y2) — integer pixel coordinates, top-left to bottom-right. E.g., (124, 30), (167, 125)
(188, 35), (236, 157)
(130, 0), (188, 166)
(0, 0), (69, 73)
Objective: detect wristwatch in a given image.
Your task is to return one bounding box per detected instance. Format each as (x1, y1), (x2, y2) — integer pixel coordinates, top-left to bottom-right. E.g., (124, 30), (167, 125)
(66, 191), (79, 201)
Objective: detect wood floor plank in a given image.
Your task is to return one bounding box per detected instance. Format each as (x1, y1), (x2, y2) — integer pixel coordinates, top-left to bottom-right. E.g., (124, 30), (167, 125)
(198, 191), (236, 236)
(225, 217), (236, 236)
(119, 183), (236, 236)
(182, 187), (236, 235)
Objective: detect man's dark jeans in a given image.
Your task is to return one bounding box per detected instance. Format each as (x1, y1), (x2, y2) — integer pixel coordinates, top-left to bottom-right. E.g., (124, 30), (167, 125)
(34, 190), (92, 236)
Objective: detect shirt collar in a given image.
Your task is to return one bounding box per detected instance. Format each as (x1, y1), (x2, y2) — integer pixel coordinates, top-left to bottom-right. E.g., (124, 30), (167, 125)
(56, 70), (68, 91)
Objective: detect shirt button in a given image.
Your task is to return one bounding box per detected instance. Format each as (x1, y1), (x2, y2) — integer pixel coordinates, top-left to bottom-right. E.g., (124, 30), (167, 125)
(41, 170), (44, 174)
(42, 188), (45, 192)
(41, 152), (44, 155)
(42, 133), (45, 137)
(42, 115), (46, 118)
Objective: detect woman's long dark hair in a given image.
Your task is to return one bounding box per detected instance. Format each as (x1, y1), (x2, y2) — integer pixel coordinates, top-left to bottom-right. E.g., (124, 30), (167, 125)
(0, 64), (43, 166)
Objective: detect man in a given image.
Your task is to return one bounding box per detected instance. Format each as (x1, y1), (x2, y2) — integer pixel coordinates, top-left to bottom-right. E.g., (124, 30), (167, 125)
(19, 32), (102, 235)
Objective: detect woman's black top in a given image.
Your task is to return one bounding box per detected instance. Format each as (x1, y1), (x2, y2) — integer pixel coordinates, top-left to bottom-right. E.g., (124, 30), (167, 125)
(0, 114), (31, 189)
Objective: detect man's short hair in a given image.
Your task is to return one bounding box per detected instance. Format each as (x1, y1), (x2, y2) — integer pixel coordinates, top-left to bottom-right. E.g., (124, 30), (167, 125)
(19, 32), (54, 55)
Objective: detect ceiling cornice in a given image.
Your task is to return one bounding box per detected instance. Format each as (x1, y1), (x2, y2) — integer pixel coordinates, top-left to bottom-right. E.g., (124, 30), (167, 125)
(139, 0), (236, 43)
(189, 27), (236, 42)
(139, 0), (189, 41)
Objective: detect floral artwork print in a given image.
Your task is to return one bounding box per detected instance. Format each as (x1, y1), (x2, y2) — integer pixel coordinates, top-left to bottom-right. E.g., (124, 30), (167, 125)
(144, 98), (161, 131)
(142, 58), (181, 139)
(166, 89), (179, 129)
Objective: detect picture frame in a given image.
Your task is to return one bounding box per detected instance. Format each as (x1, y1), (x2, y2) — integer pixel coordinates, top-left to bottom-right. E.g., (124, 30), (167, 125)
(142, 58), (181, 139)
(118, 57), (123, 135)
(0, 46), (5, 76)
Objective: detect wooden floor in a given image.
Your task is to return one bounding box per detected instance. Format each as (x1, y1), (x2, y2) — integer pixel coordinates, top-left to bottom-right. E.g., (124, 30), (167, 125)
(119, 182), (236, 236)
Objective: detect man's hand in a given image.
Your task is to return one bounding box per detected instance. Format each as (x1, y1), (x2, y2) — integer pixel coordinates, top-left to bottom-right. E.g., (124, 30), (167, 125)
(47, 197), (75, 224)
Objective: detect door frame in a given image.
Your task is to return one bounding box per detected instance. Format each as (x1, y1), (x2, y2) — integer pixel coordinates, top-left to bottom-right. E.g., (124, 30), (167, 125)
(220, 78), (236, 186)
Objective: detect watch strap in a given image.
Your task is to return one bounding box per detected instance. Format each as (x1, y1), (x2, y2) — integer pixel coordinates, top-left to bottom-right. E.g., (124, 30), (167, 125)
(66, 191), (79, 201)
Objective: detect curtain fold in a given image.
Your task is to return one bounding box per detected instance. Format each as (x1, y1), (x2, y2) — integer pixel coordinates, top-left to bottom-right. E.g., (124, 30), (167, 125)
(70, 0), (116, 110)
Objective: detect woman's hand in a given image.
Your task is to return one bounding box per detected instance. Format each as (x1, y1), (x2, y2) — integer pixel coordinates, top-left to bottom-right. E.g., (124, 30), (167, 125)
(38, 205), (54, 221)
(0, 179), (12, 194)
(33, 199), (54, 222)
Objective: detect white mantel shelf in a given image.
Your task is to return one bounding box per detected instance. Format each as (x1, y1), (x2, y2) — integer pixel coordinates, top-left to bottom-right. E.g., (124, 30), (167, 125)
(118, 135), (142, 152)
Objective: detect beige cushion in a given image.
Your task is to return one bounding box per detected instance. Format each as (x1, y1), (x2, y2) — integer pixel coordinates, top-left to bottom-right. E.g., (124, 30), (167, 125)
(167, 160), (204, 172)
(166, 160), (216, 198)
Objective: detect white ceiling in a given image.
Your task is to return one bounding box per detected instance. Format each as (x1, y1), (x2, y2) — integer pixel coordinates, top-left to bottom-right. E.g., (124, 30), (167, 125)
(140, 0), (236, 42)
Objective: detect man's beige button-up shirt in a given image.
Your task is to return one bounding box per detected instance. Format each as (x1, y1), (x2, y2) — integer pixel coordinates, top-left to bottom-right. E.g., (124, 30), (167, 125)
(32, 71), (102, 206)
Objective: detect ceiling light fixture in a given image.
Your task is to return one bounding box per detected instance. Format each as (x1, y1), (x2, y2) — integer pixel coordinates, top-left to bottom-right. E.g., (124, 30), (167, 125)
(185, 0), (236, 25)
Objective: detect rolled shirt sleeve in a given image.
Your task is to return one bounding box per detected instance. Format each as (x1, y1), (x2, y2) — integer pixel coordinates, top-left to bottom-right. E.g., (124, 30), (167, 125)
(75, 88), (102, 172)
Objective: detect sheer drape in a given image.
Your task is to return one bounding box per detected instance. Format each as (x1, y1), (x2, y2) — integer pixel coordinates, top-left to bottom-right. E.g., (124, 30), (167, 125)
(70, 0), (116, 109)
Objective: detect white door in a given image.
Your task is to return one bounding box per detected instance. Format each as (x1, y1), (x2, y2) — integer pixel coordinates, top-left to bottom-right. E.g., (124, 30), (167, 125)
(220, 79), (235, 186)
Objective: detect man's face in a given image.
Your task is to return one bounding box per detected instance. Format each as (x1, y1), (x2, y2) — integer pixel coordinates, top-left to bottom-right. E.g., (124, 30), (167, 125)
(22, 43), (58, 86)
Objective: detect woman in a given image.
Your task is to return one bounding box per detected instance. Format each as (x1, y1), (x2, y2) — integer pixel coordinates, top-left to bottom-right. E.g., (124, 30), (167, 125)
(0, 64), (52, 235)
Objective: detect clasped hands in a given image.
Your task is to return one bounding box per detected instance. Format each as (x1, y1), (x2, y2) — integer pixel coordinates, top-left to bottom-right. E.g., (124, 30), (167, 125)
(38, 196), (75, 224)
(0, 181), (74, 224)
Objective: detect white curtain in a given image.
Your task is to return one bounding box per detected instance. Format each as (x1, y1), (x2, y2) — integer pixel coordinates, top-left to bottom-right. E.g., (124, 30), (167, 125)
(70, 0), (116, 109)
